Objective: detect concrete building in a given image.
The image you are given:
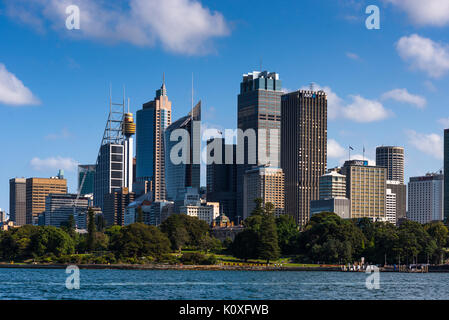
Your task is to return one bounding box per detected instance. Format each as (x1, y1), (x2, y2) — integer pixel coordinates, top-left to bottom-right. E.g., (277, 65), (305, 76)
(376, 146), (405, 184)
(26, 177), (67, 225)
(310, 198), (351, 219)
(444, 129), (449, 222)
(385, 188), (397, 224)
(180, 202), (220, 225)
(136, 81), (172, 201)
(9, 178), (26, 226)
(281, 90), (327, 226)
(386, 180), (407, 224)
(0, 208), (6, 223)
(103, 187), (135, 226)
(340, 160), (387, 220)
(319, 170), (347, 199)
(236, 71), (283, 220)
(243, 166), (285, 219)
(408, 173), (444, 224)
(43, 194), (89, 227)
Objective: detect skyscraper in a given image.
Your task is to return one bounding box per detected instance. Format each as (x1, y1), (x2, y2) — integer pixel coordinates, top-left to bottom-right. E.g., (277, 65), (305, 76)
(408, 173), (444, 224)
(43, 193), (89, 227)
(206, 137), (237, 222)
(26, 177), (67, 225)
(340, 160), (387, 221)
(9, 178), (26, 226)
(376, 146), (406, 223)
(236, 71), (283, 217)
(164, 101), (201, 202)
(93, 93), (135, 211)
(444, 129), (449, 222)
(136, 82), (172, 201)
(78, 165), (95, 195)
(104, 187), (135, 226)
(376, 146), (405, 183)
(281, 90), (327, 226)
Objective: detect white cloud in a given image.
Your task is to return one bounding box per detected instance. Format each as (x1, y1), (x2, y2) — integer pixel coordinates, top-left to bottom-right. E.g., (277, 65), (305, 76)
(342, 95), (391, 123)
(4, 0), (230, 55)
(30, 156), (78, 172)
(346, 52), (360, 60)
(424, 80), (437, 92)
(406, 130), (443, 160)
(396, 34), (449, 78)
(0, 63), (40, 106)
(381, 88), (427, 109)
(328, 139), (346, 158)
(299, 84), (391, 123)
(438, 118), (449, 128)
(386, 0), (449, 27)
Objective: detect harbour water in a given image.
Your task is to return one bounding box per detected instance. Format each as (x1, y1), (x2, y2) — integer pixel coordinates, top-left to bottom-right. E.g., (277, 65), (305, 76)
(0, 268), (448, 300)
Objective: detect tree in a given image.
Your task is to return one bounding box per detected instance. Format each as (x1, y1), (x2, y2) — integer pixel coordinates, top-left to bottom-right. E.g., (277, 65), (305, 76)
(29, 226), (75, 257)
(276, 214), (298, 255)
(258, 204), (280, 264)
(111, 223), (170, 258)
(160, 214), (210, 250)
(231, 229), (259, 261)
(199, 234), (222, 253)
(251, 198), (264, 216)
(87, 208), (96, 252)
(425, 222), (448, 264)
(137, 207), (144, 223)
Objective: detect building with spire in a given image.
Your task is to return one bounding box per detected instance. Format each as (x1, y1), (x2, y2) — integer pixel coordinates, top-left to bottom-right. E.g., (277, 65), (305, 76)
(136, 80), (172, 201)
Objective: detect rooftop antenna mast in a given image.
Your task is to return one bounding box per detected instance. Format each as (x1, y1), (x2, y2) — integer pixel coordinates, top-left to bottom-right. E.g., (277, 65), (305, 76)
(310, 82), (315, 91)
(191, 72), (194, 119)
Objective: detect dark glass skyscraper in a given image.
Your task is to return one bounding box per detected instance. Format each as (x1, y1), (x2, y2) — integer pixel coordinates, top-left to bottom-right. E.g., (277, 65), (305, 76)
(164, 101), (201, 202)
(281, 90), (327, 226)
(236, 71), (283, 217)
(136, 83), (172, 201)
(78, 164), (95, 195)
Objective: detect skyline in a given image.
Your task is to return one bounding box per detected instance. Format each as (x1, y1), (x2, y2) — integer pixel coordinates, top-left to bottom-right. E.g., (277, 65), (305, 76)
(2, 0), (449, 213)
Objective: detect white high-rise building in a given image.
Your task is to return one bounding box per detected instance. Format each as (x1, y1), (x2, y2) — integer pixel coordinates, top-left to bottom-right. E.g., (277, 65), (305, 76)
(408, 173), (444, 224)
(385, 188), (397, 224)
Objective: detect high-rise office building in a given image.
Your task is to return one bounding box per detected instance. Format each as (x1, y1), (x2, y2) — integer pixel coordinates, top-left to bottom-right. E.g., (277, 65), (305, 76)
(444, 129), (449, 222)
(385, 188), (397, 224)
(94, 94), (135, 211)
(319, 171), (347, 200)
(408, 173), (444, 224)
(43, 193), (89, 227)
(78, 165), (95, 195)
(376, 146), (406, 223)
(376, 146), (405, 183)
(26, 177), (67, 225)
(104, 187), (135, 226)
(9, 178), (26, 226)
(136, 82), (172, 201)
(243, 166), (285, 219)
(340, 160), (387, 221)
(164, 101), (201, 202)
(206, 137), (237, 222)
(236, 71), (283, 219)
(281, 90), (327, 226)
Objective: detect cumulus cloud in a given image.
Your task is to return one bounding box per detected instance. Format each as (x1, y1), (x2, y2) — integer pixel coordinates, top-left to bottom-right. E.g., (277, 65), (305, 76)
(386, 0), (449, 27)
(4, 0), (230, 55)
(381, 88), (427, 109)
(406, 130), (443, 160)
(346, 52), (360, 60)
(30, 156), (78, 172)
(0, 63), (40, 106)
(438, 118), (449, 128)
(342, 95), (391, 123)
(299, 84), (391, 123)
(396, 34), (449, 78)
(327, 139), (346, 158)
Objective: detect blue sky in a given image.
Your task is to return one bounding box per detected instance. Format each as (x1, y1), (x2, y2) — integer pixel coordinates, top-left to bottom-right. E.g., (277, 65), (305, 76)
(1, 0), (449, 213)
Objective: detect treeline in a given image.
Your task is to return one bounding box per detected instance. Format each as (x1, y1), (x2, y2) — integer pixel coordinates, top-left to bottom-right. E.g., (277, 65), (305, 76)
(232, 200), (449, 265)
(0, 210), (222, 265)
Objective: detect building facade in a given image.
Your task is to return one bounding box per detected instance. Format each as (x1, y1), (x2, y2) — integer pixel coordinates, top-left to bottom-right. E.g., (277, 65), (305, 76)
(243, 166), (285, 219)
(281, 90), (327, 226)
(236, 71), (283, 219)
(26, 177), (67, 225)
(340, 160), (387, 220)
(164, 101), (201, 202)
(408, 173), (444, 224)
(376, 146), (405, 184)
(78, 165), (95, 195)
(136, 82), (172, 201)
(43, 193), (89, 227)
(386, 180), (407, 224)
(444, 129), (449, 222)
(319, 171), (347, 199)
(9, 178), (26, 226)
(103, 187), (135, 226)
(385, 188), (397, 224)
(180, 202), (220, 225)
(310, 198), (351, 219)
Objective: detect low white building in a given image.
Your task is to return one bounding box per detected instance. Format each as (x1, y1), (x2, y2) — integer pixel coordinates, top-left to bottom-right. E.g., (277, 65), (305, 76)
(180, 202), (220, 225)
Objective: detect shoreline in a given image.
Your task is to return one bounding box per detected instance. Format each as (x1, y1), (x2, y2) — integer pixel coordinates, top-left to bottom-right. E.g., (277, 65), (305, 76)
(1, 263), (449, 272)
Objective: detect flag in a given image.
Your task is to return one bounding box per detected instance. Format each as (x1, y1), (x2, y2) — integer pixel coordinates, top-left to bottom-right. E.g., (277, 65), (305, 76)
(349, 146), (354, 150)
